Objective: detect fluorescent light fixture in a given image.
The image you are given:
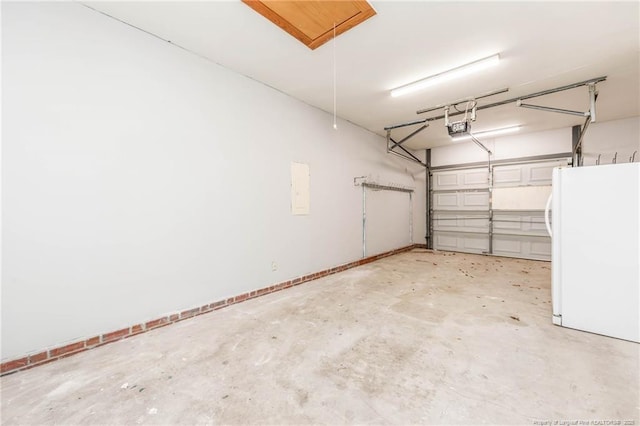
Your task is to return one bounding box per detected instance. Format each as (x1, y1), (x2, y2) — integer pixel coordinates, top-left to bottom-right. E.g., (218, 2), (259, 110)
(452, 125), (521, 142)
(390, 54), (500, 98)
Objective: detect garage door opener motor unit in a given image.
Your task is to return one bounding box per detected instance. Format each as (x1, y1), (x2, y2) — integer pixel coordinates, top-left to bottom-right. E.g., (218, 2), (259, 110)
(444, 101), (476, 137)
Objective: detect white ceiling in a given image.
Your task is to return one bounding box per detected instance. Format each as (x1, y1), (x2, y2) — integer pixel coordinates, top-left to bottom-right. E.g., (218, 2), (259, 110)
(86, 1), (640, 150)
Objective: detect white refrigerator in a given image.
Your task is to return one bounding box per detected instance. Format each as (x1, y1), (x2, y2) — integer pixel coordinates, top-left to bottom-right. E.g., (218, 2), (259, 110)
(548, 163), (639, 343)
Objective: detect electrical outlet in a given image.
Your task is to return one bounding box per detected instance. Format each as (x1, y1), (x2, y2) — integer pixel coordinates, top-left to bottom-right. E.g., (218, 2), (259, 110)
(271, 262), (278, 272)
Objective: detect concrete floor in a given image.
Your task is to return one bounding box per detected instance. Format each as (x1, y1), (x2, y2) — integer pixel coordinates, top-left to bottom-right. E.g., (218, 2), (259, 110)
(1, 249), (638, 425)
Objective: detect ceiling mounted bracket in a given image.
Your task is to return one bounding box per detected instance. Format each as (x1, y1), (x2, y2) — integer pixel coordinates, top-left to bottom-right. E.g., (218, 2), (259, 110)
(516, 81), (599, 122)
(570, 84), (600, 166)
(468, 133), (492, 155)
(417, 88), (509, 115)
(516, 101), (590, 117)
(385, 124), (428, 167)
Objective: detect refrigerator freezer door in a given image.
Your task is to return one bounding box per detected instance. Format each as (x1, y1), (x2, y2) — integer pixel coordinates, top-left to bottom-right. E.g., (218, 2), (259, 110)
(551, 168), (562, 325)
(553, 163), (639, 342)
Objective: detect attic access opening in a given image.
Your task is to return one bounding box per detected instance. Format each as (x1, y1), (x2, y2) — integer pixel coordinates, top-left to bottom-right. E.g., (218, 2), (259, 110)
(242, 0), (376, 50)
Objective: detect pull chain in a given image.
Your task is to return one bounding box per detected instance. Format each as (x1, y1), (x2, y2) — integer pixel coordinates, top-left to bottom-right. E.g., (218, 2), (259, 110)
(333, 22), (337, 130)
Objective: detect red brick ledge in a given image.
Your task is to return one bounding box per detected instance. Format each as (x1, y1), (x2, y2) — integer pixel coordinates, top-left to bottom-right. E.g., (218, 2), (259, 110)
(1, 244), (426, 376)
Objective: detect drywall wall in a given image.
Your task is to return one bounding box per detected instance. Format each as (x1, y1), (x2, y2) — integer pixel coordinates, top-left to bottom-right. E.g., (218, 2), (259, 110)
(431, 127), (572, 167)
(431, 117), (640, 168)
(581, 116), (640, 165)
(1, 2), (426, 360)
(364, 189), (412, 256)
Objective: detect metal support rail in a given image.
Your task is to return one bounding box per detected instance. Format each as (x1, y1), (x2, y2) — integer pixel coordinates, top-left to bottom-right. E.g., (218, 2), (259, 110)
(430, 153), (572, 172)
(361, 182), (414, 193)
(385, 76), (606, 131)
(433, 229), (550, 238)
(384, 77), (603, 178)
(431, 230), (490, 236)
(517, 103), (589, 117)
(362, 185), (366, 258)
(491, 232), (551, 238)
(433, 216), (490, 220)
(432, 210), (490, 215)
(386, 130), (428, 167)
(432, 188), (489, 194)
(434, 217), (550, 224)
(487, 151), (494, 254)
(416, 88), (509, 115)
(430, 77), (604, 119)
(426, 149), (432, 249)
(409, 192), (413, 244)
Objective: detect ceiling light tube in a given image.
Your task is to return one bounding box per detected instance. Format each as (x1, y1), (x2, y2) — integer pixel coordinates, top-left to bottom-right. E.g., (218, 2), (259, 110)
(452, 125), (521, 142)
(390, 54), (500, 98)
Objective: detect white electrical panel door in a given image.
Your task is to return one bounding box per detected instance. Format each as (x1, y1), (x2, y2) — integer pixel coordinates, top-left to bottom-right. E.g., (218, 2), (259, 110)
(291, 162), (310, 215)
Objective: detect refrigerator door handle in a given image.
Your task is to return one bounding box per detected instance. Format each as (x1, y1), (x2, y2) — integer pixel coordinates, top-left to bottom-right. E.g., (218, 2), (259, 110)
(544, 193), (553, 237)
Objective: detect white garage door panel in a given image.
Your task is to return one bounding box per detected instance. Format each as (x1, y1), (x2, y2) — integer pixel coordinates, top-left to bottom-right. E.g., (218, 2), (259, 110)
(463, 236), (489, 251)
(432, 168), (488, 191)
(493, 168), (522, 184)
(493, 235), (551, 260)
(493, 211), (550, 237)
(493, 238), (522, 254)
(493, 186), (551, 210)
(436, 173), (458, 188)
(464, 170), (489, 186)
(433, 191), (489, 210)
(433, 232), (489, 254)
(433, 212), (489, 233)
(530, 220), (548, 233)
(434, 193), (459, 209)
(530, 240), (552, 257)
(465, 192), (490, 207)
(530, 164), (558, 183)
(493, 214), (522, 230)
(493, 161), (566, 187)
(434, 233), (458, 250)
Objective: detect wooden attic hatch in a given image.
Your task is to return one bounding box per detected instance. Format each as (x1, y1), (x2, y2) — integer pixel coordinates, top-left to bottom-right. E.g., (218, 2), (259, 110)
(242, 1), (376, 50)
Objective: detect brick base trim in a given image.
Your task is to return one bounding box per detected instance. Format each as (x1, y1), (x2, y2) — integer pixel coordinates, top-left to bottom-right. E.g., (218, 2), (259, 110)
(1, 244), (426, 376)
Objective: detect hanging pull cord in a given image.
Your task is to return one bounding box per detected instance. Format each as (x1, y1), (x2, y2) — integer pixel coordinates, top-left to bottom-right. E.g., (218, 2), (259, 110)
(333, 22), (337, 130)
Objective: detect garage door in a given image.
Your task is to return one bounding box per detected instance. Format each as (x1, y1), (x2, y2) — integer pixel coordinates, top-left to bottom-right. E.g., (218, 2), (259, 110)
(432, 167), (490, 254)
(431, 159), (568, 260)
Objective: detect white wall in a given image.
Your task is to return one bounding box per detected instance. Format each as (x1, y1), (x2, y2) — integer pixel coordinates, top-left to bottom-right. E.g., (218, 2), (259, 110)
(431, 117), (640, 168)
(582, 116), (640, 165)
(431, 127), (572, 167)
(1, 2), (426, 360)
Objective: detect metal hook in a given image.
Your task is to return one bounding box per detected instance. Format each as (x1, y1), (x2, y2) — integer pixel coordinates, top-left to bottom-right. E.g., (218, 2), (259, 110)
(612, 152), (617, 164)
(631, 151), (637, 163)
(596, 154), (601, 165)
